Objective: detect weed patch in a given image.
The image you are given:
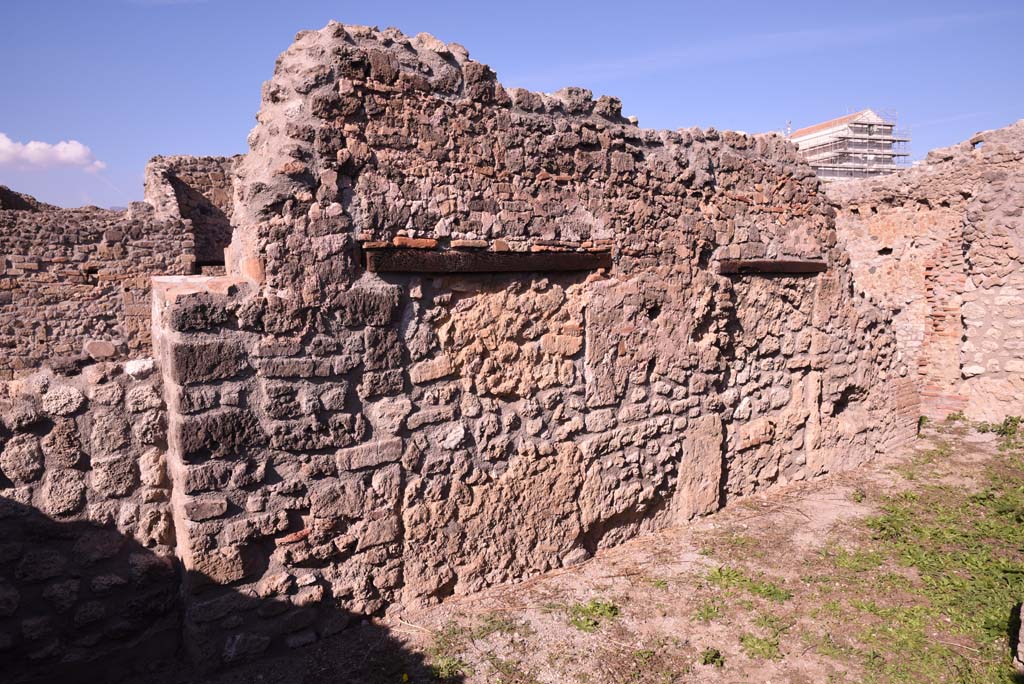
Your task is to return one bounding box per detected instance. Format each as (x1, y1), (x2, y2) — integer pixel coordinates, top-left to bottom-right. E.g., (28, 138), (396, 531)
(699, 647), (725, 667)
(707, 565), (792, 603)
(472, 612), (535, 640)
(694, 600), (722, 623)
(568, 598), (621, 633)
(740, 632), (782, 660)
(853, 445), (1024, 682)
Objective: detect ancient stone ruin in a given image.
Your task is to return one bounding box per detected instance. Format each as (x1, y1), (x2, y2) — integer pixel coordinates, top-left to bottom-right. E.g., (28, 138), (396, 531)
(0, 155), (236, 379)
(831, 122), (1024, 421)
(0, 20), (1018, 682)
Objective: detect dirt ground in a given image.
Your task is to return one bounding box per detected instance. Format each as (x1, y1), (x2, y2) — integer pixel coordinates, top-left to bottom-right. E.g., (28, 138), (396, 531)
(159, 418), (1024, 684)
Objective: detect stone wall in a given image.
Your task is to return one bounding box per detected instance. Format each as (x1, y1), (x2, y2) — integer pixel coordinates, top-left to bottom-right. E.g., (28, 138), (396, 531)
(144, 155), (240, 270)
(0, 154), (240, 380)
(0, 20), (951, 678)
(148, 22), (916, 668)
(0, 361), (179, 682)
(831, 121), (1024, 420)
(0, 200), (196, 379)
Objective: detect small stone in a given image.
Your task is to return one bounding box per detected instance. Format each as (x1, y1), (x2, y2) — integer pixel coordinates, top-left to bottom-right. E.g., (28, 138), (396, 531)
(962, 364), (986, 378)
(291, 584), (324, 607)
(124, 358), (155, 379)
(285, 629), (317, 649)
(125, 385), (163, 412)
(90, 574), (127, 594)
(83, 340), (117, 360)
(91, 456), (139, 499)
(412, 32), (449, 55)
(561, 547), (590, 567)
(540, 333), (583, 357)
(41, 421), (83, 469)
(0, 434), (44, 484)
(191, 545), (251, 585)
(184, 494), (229, 521)
(41, 470), (86, 516)
(442, 423), (466, 450)
(223, 632), (271, 663)
(365, 397), (412, 435)
(15, 550), (66, 582)
(450, 239), (488, 249)
(392, 236), (438, 249)
(409, 356), (454, 385)
(41, 385), (84, 417)
(295, 573), (318, 587)
(41, 580), (79, 613)
(21, 616), (53, 641)
(255, 572), (294, 598)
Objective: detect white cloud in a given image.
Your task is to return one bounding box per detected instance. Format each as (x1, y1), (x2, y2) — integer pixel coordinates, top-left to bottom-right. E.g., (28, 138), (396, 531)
(0, 133), (106, 173)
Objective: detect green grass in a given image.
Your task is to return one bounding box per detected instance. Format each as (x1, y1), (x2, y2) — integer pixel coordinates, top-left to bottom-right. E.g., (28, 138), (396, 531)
(423, 428), (1024, 684)
(736, 613), (790, 661)
(427, 622), (473, 681)
(822, 545), (885, 573)
(568, 599), (621, 633)
(430, 655), (473, 681)
(977, 416), (1024, 451)
(707, 565), (792, 603)
(472, 611), (535, 640)
(849, 442), (1024, 682)
(739, 632), (782, 660)
(699, 647), (725, 667)
(694, 600), (722, 623)
(809, 632), (858, 659)
(481, 653), (538, 683)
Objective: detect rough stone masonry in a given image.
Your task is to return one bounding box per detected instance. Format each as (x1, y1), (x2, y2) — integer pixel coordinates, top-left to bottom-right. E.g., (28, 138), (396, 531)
(151, 21), (916, 670)
(0, 155), (238, 380)
(831, 122), (1024, 421)
(1, 19), (987, 681)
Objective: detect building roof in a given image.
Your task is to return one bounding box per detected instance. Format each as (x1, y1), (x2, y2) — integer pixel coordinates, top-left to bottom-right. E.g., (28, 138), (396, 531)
(789, 109), (886, 140)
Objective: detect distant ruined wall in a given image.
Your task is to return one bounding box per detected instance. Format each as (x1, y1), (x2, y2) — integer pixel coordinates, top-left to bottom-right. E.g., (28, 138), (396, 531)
(0, 155), (240, 380)
(0, 361), (179, 682)
(0, 200), (196, 379)
(148, 22), (915, 669)
(831, 121), (1024, 421)
(144, 155), (241, 270)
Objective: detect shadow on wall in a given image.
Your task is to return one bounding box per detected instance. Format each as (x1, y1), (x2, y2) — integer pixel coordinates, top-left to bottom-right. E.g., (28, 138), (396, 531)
(0, 496), (454, 684)
(169, 179), (232, 270)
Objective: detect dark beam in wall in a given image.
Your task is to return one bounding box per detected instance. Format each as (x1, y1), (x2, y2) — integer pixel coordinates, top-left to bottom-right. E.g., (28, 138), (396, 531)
(365, 248), (612, 274)
(718, 258), (828, 276)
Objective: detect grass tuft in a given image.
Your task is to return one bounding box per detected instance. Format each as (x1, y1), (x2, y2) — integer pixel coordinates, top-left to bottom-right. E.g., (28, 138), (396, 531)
(699, 647), (725, 667)
(568, 598), (621, 633)
(707, 565), (792, 603)
(740, 632), (782, 660)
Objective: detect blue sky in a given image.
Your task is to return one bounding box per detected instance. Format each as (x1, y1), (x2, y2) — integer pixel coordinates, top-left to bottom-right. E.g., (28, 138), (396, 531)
(1, 0), (1021, 208)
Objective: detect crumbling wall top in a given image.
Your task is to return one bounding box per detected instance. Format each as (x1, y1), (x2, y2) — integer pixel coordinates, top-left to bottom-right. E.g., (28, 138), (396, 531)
(227, 22), (833, 296)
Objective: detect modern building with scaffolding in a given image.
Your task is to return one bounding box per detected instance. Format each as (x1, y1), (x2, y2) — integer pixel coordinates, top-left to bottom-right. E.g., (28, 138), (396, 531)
(788, 109), (910, 181)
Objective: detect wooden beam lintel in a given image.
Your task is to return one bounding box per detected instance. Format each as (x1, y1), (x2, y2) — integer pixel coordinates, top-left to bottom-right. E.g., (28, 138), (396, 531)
(718, 258), (828, 276)
(365, 248), (612, 274)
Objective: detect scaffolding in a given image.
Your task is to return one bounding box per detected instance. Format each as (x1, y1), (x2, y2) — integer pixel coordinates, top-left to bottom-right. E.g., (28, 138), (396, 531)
(787, 110), (910, 182)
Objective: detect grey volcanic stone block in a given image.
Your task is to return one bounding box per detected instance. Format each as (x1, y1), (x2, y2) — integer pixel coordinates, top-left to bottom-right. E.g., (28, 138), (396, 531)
(169, 338), (250, 385)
